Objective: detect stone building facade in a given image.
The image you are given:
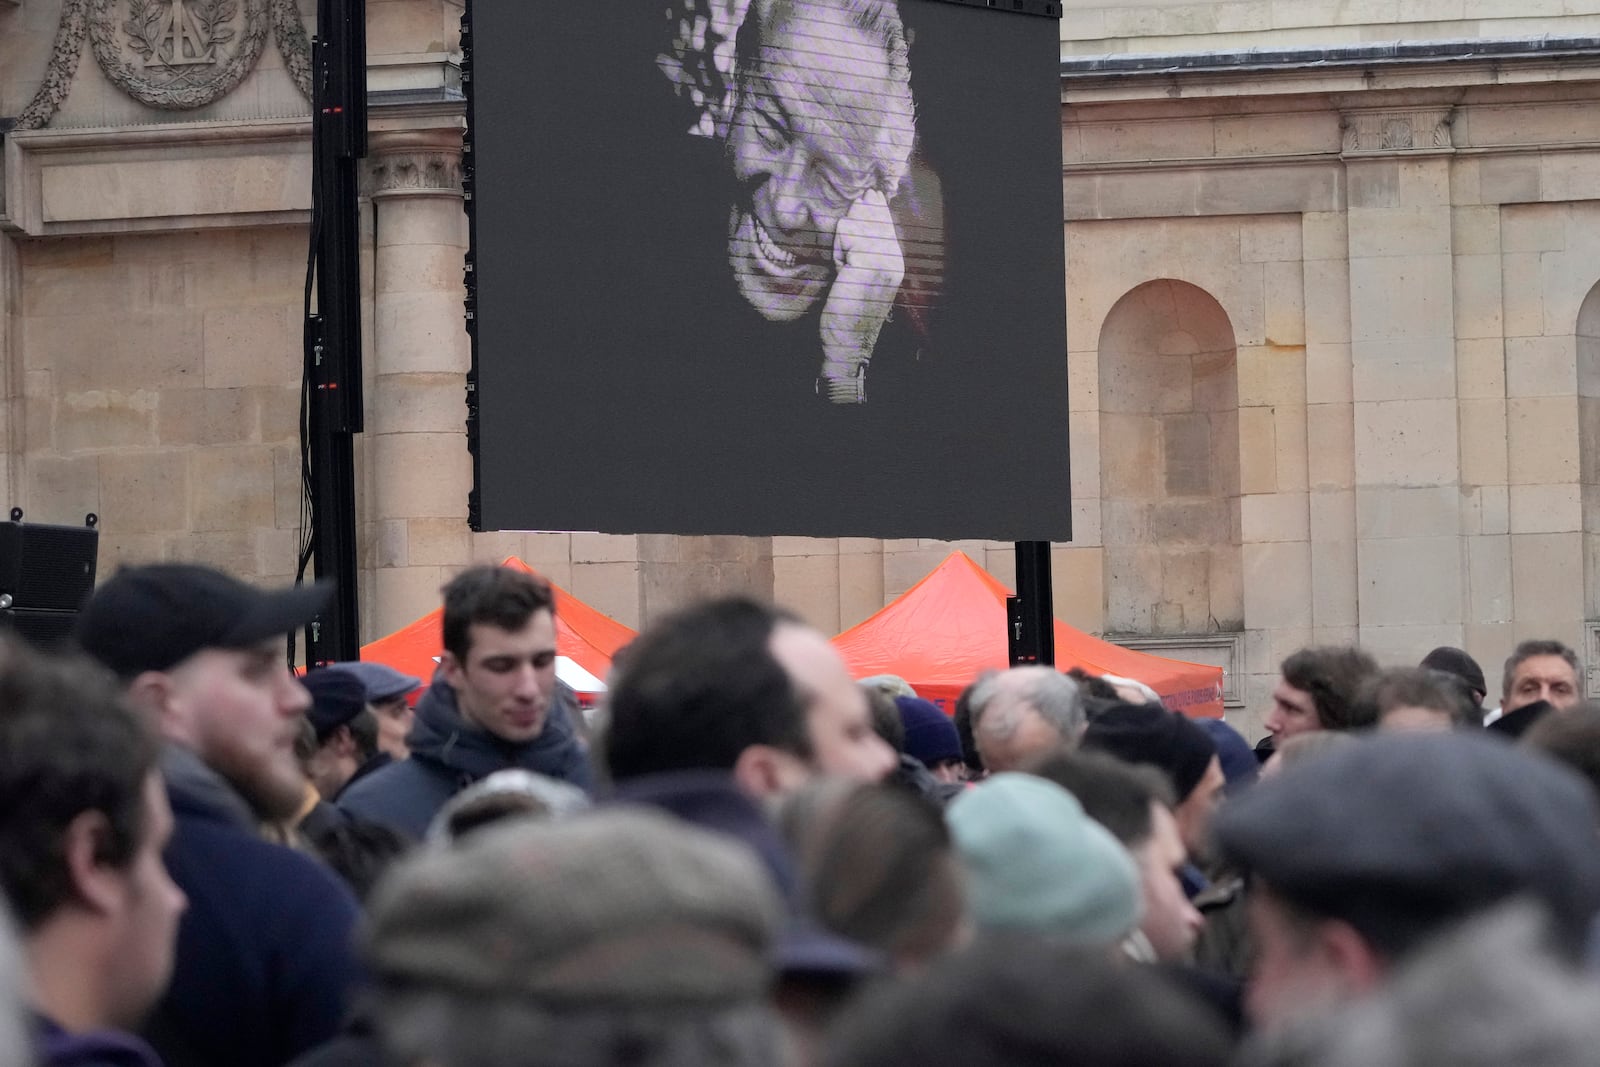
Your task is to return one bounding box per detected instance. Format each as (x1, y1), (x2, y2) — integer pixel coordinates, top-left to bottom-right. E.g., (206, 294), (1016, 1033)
(4, 0), (1600, 737)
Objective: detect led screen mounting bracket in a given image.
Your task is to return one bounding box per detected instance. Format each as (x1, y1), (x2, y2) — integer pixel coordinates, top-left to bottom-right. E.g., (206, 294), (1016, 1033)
(462, 0), (1071, 540)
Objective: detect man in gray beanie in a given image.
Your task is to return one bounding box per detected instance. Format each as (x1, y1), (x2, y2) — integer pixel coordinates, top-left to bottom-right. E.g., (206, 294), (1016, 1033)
(363, 808), (788, 1067)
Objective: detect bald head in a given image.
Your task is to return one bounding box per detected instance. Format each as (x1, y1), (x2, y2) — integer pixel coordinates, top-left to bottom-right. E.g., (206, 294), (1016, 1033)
(969, 668), (1084, 773)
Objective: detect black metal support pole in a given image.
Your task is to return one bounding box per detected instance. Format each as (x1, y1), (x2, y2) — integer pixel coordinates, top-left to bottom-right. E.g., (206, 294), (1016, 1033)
(1007, 540), (1055, 666)
(304, 0), (367, 665)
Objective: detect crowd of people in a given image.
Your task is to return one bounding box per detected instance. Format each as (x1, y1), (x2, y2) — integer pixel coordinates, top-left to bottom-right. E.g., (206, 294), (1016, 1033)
(3, 559), (1600, 1067)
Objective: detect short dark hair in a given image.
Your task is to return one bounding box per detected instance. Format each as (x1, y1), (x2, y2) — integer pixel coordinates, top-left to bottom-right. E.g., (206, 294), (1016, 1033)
(1504, 641), (1582, 702)
(953, 675), (989, 776)
(1358, 667), (1481, 730)
(441, 566), (556, 663)
(0, 638), (160, 930)
(1025, 749), (1174, 848)
(302, 819), (410, 904)
(1067, 667), (1123, 704)
(603, 598), (810, 781)
(1280, 647), (1381, 731)
(825, 936), (1232, 1067)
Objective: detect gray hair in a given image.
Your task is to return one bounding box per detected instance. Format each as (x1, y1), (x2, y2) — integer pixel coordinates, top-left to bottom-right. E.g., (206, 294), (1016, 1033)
(375, 989), (786, 1067)
(1503, 640), (1582, 702)
(969, 667), (1084, 740)
(425, 769), (591, 846)
(1241, 902), (1600, 1067)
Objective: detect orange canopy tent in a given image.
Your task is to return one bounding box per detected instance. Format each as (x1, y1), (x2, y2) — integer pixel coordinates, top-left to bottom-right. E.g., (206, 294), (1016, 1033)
(359, 557), (636, 702)
(833, 552), (1225, 718)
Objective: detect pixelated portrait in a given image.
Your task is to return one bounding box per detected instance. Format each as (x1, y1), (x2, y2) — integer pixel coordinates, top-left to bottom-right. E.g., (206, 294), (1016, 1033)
(466, 0), (1070, 538)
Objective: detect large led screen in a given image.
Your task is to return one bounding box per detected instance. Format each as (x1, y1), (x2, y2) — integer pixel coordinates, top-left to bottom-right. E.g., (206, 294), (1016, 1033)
(465, 0), (1070, 538)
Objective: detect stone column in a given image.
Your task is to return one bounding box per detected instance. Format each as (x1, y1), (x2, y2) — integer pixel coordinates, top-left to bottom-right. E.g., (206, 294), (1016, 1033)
(1303, 209), (1359, 651)
(1342, 107), (1468, 661)
(363, 128), (472, 638)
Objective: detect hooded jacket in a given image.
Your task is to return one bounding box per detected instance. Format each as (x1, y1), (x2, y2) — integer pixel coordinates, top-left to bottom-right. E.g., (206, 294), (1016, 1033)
(335, 677), (594, 839)
(143, 747), (361, 1067)
(35, 1015), (165, 1067)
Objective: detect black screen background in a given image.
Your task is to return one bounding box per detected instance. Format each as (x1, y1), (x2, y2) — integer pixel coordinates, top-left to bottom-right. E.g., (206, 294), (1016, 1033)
(466, 0), (1071, 539)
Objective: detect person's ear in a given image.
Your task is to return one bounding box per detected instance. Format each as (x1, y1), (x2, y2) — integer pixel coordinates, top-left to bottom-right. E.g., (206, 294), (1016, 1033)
(125, 670), (189, 747)
(61, 810), (125, 917)
(439, 651), (466, 691)
(332, 725), (357, 758)
(732, 744), (808, 799)
(1317, 918), (1386, 998)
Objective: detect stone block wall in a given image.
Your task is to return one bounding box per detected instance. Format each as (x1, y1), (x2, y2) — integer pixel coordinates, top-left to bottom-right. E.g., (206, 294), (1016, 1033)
(1060, 0), (1600, 57)
(14, 228), (307, 582)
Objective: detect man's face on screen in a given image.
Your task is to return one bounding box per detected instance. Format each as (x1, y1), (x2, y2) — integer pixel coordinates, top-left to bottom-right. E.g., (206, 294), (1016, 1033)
(726, 2), (914, 321)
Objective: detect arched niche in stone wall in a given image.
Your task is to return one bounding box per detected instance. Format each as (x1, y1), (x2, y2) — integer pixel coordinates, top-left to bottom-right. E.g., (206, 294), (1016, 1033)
(1576, 282), (1600, 625)
(1097, 279), (1243, 635)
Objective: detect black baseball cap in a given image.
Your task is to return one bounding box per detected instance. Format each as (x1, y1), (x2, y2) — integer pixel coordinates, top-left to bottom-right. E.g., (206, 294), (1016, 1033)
(74, 563), (331, 678)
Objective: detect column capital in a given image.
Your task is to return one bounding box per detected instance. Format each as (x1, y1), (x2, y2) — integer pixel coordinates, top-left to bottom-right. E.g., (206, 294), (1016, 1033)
(366, 130), (464, 199)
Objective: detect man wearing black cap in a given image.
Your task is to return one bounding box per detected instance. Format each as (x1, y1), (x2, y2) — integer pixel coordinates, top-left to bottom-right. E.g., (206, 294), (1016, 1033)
(301, 668), (392, 808)
(1082, 703), (1225, 896)
(1213, 732), (1600, 1030)
(73, 564), (361, 1067)
(324, 661), (420, 761)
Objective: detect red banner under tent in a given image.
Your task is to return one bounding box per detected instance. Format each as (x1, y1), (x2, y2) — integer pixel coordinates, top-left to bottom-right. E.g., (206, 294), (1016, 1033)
(832, 552), (1225, 718)
(358, 557), (636, 705)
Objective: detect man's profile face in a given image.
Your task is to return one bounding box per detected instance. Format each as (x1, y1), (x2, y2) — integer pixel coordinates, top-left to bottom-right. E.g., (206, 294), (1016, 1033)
(106, 773), (186, 1030)
(1137, 803), (1203, 962)
(768, 622), (896, 784)
(1504, 654), (1580, 714)
(1264, 677), (1320, 742)
(1245, 885), (1357, 1029)
(1174, 755), (1224, 861)
(370, 694), (414, 760)
(163, 641), (313, 821)
(442, 612), (558, 745)
(725, 1), (914, 321)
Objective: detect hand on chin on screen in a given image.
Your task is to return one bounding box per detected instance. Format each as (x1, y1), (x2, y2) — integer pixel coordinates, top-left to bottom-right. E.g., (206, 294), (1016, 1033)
(818, 190), (904, 404)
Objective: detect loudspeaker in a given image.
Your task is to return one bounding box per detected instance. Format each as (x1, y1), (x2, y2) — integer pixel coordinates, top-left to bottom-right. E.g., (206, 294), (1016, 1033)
(0, 608), (81, 650)
(0, 512), (99, 650)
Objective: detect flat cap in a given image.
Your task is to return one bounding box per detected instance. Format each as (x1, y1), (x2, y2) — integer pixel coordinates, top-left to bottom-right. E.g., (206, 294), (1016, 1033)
(365, 807), (782, 1008)
(326, 660), (422, 703)
(1215, 732), (1600, 953)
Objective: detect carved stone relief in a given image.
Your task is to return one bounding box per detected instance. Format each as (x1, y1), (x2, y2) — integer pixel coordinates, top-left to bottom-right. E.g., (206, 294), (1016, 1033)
(1341, 108), (1455, 155)
(368, 152), (463, 197)
(89, 0), (270, 110)
(15, 0), (313, 130)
